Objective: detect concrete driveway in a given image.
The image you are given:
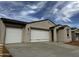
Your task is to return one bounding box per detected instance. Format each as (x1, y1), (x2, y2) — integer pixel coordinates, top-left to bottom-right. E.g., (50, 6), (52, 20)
(6, 42), (79, 57)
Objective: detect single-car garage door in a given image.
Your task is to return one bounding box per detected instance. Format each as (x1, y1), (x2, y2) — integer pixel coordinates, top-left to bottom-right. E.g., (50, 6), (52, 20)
(5, 27), (23, 44)
(31, 29), (50, 42)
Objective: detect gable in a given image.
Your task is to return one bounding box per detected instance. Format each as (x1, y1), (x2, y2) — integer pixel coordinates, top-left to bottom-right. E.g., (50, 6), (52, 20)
(28, 20), (56, 29)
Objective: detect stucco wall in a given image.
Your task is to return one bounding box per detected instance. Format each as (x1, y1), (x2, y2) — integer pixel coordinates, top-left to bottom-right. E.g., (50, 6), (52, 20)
(0, 20), (5, 44)
(22, 24), (31, 43)
(23, 20), (55, 42)
(22, 28), (26, 43)
(71, 31), (76, 41)
(57, 27), (72, 42)
(63, 27), (72, 42)
(57, 29), (65, 42)
(29, 20), (55, 29)
(74, 29), (79, 41)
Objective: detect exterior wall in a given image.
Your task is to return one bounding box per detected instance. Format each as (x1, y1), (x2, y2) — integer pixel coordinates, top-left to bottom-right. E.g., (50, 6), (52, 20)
(49, 30), (52, 42)
(0, 20), (5, 44)
(23, 24), (31, 43)
(72, 31), (76, 41)
(64, 27), (72, 42)
(57, 29), (65, 42)
(22, 28), (26, 43)
(53, 26), (63, 42)
(74, 29), (79, 41)
(53, 28), (57, 42)
(0, 20), (5, 55)
(57, 27), (72, 42)
(29, 20), (55, 29)
(23, 20), (55, 42)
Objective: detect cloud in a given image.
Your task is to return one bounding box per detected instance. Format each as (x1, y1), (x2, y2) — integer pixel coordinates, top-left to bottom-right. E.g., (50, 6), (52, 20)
(14, 14), (40, 22)
(0, 1), (79, 28)
(0, 1), (41, 22)
(26, 5), (38, 9)
(51, 1), (79, 23)
(32, 1), (47, 12)
(60, 2), (79, 17)
(36, 1), (47, 9)
(0, 1), (47, 22)
(40, 1), (79, 27)
(0, 12), (39, 22)
(5, 1), (24, 6)
(67, 23), (79, 28)
(0, 13), (9, 18)
(26, 1), (47, 13)
(53, 8), (58, 14)
(20, 10), (36, 16)
(53, 1), (65, 8)
(18, 1), (47, 21)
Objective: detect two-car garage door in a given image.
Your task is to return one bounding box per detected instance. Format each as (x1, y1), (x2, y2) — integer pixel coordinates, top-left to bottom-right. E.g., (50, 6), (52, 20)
(5, 27), (23, 44)
(31, 29), (50, 42)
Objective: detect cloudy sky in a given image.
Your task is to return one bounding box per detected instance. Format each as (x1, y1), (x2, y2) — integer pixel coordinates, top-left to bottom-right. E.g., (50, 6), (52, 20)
(0, 1), (79, 28)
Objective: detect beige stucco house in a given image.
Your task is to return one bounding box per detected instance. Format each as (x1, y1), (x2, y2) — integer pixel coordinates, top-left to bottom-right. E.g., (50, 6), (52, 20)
(71, 28), (79, 41)
(50, 25), (72, 43)
(0, 18), (72, 56)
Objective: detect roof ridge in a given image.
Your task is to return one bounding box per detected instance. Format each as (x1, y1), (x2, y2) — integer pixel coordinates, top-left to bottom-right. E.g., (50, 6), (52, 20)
(28, 19), (56, 25)
(0, 18), (56, 25)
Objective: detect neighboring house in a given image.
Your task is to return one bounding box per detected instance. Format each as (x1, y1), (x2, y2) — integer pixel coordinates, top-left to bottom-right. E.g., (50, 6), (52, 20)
(71, 28), (79, 41)
(50, 25), (72, 43)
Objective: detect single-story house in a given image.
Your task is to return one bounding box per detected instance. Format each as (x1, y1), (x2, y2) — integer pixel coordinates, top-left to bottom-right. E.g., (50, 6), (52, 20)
(0, 18), (56, 44)
(0, 18), (72, 56)
(71, 28), (79, 41)
(50, 25), (72, 43)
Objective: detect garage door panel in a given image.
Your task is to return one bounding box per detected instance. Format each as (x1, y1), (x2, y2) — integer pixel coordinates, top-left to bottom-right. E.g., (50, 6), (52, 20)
(31, 29), (49, 42)
(5, 28), (22, 44)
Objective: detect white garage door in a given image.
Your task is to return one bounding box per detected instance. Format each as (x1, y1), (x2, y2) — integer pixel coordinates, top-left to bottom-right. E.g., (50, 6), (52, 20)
(5, 27), (23, 44)
(31, 29), (50, 42)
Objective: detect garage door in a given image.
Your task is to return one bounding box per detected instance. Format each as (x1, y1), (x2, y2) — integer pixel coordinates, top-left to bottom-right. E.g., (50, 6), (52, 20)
(5, 27), (23, 44)
(31, 29), (50, 42)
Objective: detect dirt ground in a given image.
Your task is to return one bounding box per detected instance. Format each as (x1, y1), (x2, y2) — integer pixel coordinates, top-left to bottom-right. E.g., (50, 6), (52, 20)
(66, 41), (79, 46)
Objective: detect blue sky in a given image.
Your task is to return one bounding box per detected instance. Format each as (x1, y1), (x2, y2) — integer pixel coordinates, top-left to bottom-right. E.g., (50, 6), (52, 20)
(0, 1), (79, 28)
